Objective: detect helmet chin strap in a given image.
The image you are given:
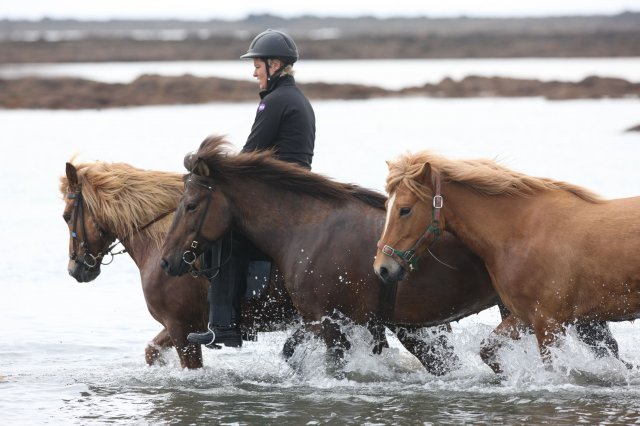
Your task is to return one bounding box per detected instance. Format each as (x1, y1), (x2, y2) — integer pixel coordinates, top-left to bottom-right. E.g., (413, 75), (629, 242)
(263, 58), (287, 88)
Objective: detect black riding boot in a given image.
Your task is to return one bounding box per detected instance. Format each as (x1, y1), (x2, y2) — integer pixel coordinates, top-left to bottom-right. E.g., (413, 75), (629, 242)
(187, 234), (244, 348)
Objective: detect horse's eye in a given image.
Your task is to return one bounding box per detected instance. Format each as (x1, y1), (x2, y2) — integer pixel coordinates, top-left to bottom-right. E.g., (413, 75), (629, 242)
(399, 207), (411, 217)
(63, 213), (71, 223)
(186, 203), (198, 212)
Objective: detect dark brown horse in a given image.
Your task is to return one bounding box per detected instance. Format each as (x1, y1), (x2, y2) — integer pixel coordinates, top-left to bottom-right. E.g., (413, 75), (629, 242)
(60, 160), (298, 369)
(375, 150), (638, 373)
(158, 136), (515, 375)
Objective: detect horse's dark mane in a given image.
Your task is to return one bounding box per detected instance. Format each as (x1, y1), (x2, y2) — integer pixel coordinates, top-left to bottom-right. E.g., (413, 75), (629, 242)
(185, 135), (387, 210)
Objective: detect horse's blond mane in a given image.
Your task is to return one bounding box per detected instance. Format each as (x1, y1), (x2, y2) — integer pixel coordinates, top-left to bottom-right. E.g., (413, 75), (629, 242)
(59, 161), (184, 246)
(386, 151), (603, 203)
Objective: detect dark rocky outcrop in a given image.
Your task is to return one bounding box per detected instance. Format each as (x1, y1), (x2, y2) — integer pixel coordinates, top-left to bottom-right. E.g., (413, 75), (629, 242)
(1, 75), (639, 109)
(402, 76), (640, 100)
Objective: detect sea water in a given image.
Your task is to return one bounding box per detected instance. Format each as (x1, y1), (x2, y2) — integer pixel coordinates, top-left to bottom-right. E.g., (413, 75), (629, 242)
(0, 96), (639, 424)
(2, 57), (640, 89)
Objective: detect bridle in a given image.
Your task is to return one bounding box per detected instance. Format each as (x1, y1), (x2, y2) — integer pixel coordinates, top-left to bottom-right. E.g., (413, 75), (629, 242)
(68, 189), (115, 268)
(377, 175), (444, 272)
(180, 175), (233, 278)
(68, 188), (174, 268)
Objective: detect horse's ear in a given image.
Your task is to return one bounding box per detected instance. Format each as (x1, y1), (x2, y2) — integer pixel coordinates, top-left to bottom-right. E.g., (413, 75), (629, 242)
(193, 159), (211, 177)
(66, 162), (78, 187)
(420, 162), (432, 184)
(385, 160), (392, 170)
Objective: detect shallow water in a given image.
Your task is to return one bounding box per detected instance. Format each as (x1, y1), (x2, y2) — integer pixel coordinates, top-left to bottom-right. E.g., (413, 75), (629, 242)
(1, 96), (639, 424)
(2, 57), (640, 89)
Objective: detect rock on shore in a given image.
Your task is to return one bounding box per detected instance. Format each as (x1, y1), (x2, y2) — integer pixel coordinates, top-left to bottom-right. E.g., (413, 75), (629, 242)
(1, 74), (639, 109)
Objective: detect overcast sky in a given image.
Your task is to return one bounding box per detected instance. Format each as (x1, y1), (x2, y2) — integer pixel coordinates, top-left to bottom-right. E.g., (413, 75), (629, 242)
(2, 0), (640, 20)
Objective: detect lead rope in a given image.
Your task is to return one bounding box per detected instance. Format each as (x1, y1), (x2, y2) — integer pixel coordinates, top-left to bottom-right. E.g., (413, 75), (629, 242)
(426, 246), (457, 270)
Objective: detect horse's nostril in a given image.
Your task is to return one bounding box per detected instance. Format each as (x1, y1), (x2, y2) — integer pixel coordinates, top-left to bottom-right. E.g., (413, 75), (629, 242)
(160, 258), (169, 271)
(379, 266), (389, 279)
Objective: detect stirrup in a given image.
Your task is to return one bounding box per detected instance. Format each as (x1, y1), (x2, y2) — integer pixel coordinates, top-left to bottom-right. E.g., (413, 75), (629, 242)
(209, 324), (242, 348)
(187, 323), (242, 348)
(187, 324), (222, 349)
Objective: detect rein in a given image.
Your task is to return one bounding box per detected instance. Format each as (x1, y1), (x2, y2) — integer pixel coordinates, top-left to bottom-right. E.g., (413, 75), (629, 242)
(377, 175), (444, 272)
(102, 208), (176, 262)
(68, 188), (175, 268)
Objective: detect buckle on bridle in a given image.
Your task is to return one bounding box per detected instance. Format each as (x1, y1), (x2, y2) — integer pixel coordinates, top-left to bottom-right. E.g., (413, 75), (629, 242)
(404, 250), (416, 262)
(433, 195), (443, 209)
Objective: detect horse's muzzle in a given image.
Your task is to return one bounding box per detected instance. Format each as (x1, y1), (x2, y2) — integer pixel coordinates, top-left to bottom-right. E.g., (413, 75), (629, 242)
(160, 256), (190, 277)
(67, 261), (101, 283)
(374, 258), (406, 284)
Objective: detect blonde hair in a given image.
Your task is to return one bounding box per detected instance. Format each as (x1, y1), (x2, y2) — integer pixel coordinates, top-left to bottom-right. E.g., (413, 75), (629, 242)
(60, 161), (184, 246)
(268, 59), (295, 76)
(387, 151), (603, 203)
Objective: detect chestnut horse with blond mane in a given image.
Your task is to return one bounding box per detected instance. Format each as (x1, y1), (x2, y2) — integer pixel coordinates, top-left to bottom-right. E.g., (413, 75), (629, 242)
(374, 150), (640, 373)
(60, 161), (297, 369)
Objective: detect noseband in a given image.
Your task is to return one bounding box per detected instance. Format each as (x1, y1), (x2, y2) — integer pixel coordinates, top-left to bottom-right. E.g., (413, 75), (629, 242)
(377, 176), (443, 272)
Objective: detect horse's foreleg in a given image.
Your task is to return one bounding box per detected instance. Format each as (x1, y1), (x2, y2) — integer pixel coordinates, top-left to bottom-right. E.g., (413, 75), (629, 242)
(532, 317), (565, 368)
(303, 316), (351, 366)
(575, 321), (619, 358)
(145, 328), (173, 366)
(282, 324), (312, 360)
(480, 315), (527, 374)
(166, 323), (204, 369)
(390, 324), (458, 376)
(575, 321), (634, 369)
(367, 321), (389, 355)
(321, 317), (351, 361)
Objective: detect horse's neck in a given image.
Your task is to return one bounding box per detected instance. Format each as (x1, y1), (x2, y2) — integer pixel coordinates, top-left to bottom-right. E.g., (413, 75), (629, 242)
(229, 185), (325, 252)
(118, 232), (157, 270)
(226, 181), (377, 268)
(443, 182), (533, 263)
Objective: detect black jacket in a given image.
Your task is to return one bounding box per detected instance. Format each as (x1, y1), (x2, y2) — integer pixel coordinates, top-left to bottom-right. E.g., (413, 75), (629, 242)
(242, 75), (315, 169)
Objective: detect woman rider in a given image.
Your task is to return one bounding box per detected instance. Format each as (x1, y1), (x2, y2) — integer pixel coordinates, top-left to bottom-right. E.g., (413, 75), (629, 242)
(187, 29), (316, 348)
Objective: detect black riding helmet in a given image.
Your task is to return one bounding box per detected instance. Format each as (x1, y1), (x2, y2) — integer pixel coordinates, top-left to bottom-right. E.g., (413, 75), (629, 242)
(240, 29), (299, 64)
(241, 30), (299, 89)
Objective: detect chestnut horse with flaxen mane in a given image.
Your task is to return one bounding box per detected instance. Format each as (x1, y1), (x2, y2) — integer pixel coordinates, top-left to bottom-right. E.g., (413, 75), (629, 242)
(60, 161), (297, 369)
(374, 150), (639, 373)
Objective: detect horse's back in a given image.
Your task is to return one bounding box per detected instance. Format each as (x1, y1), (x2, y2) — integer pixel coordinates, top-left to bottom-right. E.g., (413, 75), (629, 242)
(569, 195), (640, 249)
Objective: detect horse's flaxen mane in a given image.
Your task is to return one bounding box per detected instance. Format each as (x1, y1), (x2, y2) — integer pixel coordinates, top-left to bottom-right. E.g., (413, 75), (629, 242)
(185, 135), (387, 210)
(386, 151), (603, 203)
(59, 161), (184, 245)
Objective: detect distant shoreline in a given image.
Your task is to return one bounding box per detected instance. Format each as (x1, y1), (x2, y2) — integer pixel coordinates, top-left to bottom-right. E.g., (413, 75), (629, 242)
(2, 74), (639, 110)
(2, 13), (640, 63)
(3, 15), (639, 119)
(2, 34), (640, 64)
